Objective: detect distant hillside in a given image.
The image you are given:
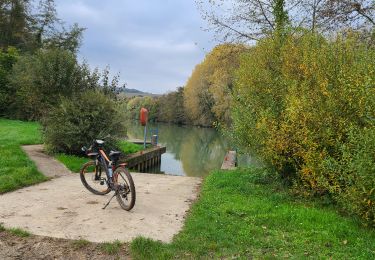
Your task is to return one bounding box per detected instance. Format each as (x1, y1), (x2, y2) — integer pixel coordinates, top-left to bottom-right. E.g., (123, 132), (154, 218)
(124, 88), (146, 94)
(119, 88), (160, 98)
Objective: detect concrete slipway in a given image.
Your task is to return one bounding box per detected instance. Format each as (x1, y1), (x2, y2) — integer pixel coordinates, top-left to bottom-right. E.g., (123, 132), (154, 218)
(0, 145), (201, 243)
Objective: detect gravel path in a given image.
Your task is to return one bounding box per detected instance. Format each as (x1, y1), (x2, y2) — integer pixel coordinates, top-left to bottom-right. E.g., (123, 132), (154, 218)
(0, 145), (201, 243)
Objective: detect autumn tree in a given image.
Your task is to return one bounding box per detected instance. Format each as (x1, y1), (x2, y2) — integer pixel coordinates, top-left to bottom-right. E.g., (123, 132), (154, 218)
(157, 87), (186, 124)
(184, 44), (246, 126)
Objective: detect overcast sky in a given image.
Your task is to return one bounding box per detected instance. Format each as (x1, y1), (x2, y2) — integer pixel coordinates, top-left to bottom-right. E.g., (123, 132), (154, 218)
(55, 0), (216, 94)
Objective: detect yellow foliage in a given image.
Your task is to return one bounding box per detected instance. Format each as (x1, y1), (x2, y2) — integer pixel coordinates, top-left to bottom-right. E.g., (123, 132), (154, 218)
(231, 32), (375, 226)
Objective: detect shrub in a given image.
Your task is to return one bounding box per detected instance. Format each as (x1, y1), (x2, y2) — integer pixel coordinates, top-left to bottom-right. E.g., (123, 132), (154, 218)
(43, 90), (126, 155)
(232, 32), (375, 225)
(10, 48), (86, 120)
(324, 127), (375, 226)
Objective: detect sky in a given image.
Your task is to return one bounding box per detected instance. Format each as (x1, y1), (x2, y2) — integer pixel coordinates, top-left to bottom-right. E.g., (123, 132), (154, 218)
(55, 0), (217, 94)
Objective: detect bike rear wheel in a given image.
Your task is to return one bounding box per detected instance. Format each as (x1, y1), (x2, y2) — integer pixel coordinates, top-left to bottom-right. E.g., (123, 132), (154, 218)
(80, 161), (111, 195)
(114, 167), (136, 210)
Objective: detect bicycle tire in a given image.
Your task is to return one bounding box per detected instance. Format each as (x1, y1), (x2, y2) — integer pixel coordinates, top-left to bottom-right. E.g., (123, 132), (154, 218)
(80, 161), (111, 195)
(114, 167), (136, 210)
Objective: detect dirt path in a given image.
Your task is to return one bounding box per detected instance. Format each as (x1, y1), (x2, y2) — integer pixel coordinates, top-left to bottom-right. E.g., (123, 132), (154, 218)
(0, 145), (201, 243)
(0, 230), (130, 260)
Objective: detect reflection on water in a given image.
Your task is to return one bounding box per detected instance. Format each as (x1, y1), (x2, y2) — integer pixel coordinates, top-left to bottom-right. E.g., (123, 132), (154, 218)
(126, 122), (257, 177)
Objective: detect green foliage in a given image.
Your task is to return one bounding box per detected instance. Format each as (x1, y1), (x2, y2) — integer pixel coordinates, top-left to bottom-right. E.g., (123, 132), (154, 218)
(0, 47), (18, 116)
(157, 87), (186, 124)
(9, 48), (124, 120)
(0, 0), (84, 53)
(273, 0), (289, 32)
(43, 90), (126, 155)
(131, 168), (375, 259)
(126, 96), (159, 122)
(324, 127), (375, 226)
(232, 32), (375, 225)
(10, 48), (88, 120)
(0, 119), (47, 194)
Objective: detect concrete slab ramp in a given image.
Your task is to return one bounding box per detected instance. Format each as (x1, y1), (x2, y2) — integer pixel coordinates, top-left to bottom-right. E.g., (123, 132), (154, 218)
(0, 166), (201, 243)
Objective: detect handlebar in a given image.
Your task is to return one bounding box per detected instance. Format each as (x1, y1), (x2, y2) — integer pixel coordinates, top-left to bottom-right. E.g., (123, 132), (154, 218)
(81, 136), (109, 155)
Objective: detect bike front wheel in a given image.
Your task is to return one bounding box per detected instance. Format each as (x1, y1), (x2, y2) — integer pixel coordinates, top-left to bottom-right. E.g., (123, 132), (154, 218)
(114, 167), (136, 211)
(80, 161), (111, 195)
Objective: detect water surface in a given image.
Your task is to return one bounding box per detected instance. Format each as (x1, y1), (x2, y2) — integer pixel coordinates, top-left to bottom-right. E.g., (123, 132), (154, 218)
(126, 122), (257, 177)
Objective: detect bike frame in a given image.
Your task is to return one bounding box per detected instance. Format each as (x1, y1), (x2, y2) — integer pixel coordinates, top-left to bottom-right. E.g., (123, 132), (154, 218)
(95, 147), (126, 184)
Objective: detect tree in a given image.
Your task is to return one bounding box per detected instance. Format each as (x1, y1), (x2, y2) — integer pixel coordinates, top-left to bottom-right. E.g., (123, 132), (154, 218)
(0, 0), (85, 52)
(196, 0), (292, 42)
(0, 47), (18, 116)
(0, 0), (31, 50)
(184, 63), (215, 126)
(197, 0), (374, 42)
(157, 87), (186, 124)
(43, 90), (126, 155)
(10, 48), (124, 120)
(320, 0), (375, 30)
(184, 44), (246, 126)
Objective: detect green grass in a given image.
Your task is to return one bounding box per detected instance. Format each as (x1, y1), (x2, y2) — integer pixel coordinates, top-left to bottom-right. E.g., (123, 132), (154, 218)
(0, 224), (31, 237)
(0, 118), (47, 193)
(131, 168), (375, 259)
(55, 154), (89, 173)
(8, 227), (31, 237)
(101, 240), (123, 255)
(72, 238), (91, 249)
(117, 140), (143, 154)
(56, 140), (143, 173)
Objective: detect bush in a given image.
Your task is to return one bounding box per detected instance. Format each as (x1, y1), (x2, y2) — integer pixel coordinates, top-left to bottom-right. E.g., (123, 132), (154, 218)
(10, 48), (87, 120)
(43, 90), (126, 155)
(232, 32), (375, 225)
(324, 127), (375, 226)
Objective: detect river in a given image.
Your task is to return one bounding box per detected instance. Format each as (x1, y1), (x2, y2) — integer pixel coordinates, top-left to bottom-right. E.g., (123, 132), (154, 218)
(126, 122), (258, 177)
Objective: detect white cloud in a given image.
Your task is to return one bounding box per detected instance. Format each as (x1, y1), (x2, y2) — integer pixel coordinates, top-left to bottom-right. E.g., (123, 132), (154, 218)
(118, 38), (197, 53)
(58, 2), (102, 24)
(55, 0), (217, 94)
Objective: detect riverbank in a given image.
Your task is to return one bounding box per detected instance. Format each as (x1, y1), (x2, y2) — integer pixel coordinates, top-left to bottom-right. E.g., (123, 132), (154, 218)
(131, 168), (375, 259)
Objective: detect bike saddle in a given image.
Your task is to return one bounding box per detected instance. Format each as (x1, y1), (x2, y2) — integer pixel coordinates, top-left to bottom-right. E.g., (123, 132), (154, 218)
(109, 150), (121, 157)
(109, 150), (121, 161)
(95, 139), (105, 145)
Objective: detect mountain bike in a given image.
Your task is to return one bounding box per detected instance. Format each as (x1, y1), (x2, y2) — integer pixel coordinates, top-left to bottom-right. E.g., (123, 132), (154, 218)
(80, 139), (136, 211)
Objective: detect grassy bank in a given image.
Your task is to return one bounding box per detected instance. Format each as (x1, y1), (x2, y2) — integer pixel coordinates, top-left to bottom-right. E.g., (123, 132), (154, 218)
(0, 118), (47, 193)
(131, 168), (375, 259)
